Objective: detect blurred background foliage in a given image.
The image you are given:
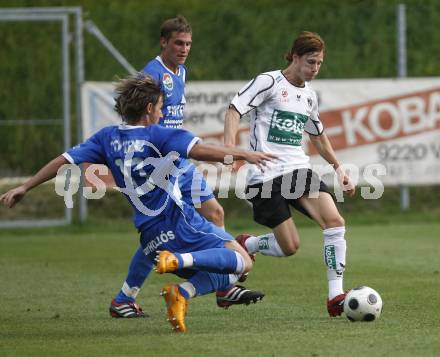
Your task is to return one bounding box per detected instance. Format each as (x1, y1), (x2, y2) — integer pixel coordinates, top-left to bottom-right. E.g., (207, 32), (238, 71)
(1, 0), (440, 174)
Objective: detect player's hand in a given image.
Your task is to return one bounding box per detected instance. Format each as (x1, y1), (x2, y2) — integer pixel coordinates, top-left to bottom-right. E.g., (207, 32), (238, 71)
(222, 144), (242, 172)
(244, 151), (277, 172)
(342, 174), (355, 197)
(336, 167), (356, 197)
(226, 159), (242, 172)
(0, 185), (27, 208)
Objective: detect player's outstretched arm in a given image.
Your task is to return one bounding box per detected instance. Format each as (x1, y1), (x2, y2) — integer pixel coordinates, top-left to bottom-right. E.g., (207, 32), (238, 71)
(224, 107), (241, 147)
(309, 133), (355, 197)
(0, 155), (70, 208)
(189, 143), (276, 171)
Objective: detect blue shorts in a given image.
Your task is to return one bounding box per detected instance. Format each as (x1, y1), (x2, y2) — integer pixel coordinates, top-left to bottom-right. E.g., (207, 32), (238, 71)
(179, 160), (215, 206)
(139, 204), (233, 263)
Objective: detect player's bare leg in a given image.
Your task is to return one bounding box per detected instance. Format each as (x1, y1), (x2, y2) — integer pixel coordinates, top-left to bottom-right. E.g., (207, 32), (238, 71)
(196, 198), (225, 228)
(298, 193), (345, 230)
(272, 219), (301, 255)
(237, 219), (300, 258)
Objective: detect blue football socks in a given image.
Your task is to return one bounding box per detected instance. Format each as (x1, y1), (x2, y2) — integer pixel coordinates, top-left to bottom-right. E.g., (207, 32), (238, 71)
(177, 271), (232, 298)
(175, 248), (244, 274)
(115, 246), (153, 303)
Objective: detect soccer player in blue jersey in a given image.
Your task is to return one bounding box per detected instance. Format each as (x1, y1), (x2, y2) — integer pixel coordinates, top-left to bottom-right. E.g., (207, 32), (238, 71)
(109, 16), (256, 318)
(0, 73), (274, 332)
(143, 16), (190, 130)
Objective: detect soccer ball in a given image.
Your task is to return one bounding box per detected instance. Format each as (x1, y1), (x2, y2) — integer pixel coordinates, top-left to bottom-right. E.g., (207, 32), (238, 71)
(344, 286), (383, 322)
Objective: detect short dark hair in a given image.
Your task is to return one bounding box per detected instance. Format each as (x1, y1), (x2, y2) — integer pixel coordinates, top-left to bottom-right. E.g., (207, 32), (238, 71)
(160, 15), (192, 40)
(114, 73), (162, 124)
(285, 31), (325, 63)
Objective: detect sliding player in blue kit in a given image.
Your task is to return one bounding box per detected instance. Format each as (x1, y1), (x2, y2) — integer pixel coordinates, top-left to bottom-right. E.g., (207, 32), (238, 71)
(109, 16), (262, 318)
(0, 73), (274, 332)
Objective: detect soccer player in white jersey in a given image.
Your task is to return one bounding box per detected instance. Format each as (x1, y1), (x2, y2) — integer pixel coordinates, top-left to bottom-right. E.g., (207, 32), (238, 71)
(224, 31), (356, 317)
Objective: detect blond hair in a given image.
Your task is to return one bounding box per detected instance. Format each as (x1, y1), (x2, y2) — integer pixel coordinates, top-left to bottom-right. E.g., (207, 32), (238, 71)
(160, 15), (192, 40)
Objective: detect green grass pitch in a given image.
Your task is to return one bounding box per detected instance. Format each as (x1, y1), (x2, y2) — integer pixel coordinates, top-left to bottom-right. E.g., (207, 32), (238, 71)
(0, 221), (439, 356)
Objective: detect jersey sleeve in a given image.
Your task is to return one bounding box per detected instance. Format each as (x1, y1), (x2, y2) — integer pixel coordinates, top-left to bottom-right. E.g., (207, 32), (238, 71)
(150, 125), (200, 159)
(143, 63), (161, 84)
(62, 130), (106, 165)
(230, 74), (275, 116)
(304, 90), (324, 136)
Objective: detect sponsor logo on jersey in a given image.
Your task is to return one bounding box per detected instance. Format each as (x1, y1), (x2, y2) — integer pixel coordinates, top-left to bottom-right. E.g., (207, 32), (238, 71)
(267, 109), (308, 146)
(280, 89), (289, 102)
(166, 104), (185, 119)
(163, 73), (173, 90)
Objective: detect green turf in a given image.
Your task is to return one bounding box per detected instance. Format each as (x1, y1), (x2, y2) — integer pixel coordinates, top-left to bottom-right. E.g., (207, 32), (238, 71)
(0, 222), (439, 356)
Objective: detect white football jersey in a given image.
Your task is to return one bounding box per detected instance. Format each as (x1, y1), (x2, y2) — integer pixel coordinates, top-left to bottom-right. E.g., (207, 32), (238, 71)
(231, 70), (324, 185)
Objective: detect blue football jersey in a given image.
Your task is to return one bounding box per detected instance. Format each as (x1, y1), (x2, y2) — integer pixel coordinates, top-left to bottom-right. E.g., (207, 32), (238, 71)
(63, 124), (200, 230)
(143, 56), (186, 128)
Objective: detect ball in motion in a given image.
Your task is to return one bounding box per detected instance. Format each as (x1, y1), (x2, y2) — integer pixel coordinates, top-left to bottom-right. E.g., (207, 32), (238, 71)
(344, 286), (383, 322)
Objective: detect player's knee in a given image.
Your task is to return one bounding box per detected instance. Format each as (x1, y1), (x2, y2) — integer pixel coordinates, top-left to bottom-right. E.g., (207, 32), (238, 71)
(205, 204), (224, 227)
(282, 240), (300, 256)
(324, 215), (345, 229)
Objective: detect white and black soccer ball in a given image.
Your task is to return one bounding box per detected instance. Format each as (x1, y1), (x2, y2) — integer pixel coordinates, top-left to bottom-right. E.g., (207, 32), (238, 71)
(344, 286), (383, 322)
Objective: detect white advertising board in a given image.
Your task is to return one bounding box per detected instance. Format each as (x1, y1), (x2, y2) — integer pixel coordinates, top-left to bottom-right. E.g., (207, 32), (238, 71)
(82, 78), (440, 186)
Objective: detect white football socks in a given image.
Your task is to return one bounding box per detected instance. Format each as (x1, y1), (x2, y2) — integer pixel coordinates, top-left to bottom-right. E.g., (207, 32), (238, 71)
(244, 233), (286, 257)
(234, 251), (246, 274)
(323, 226), (346, 299)
(228, 273), (240, 285)
(121, 282), (140, 299)
(179, 282), (196, 298)
(179, 253), (194, 268)
(243, 227), (346, 300)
